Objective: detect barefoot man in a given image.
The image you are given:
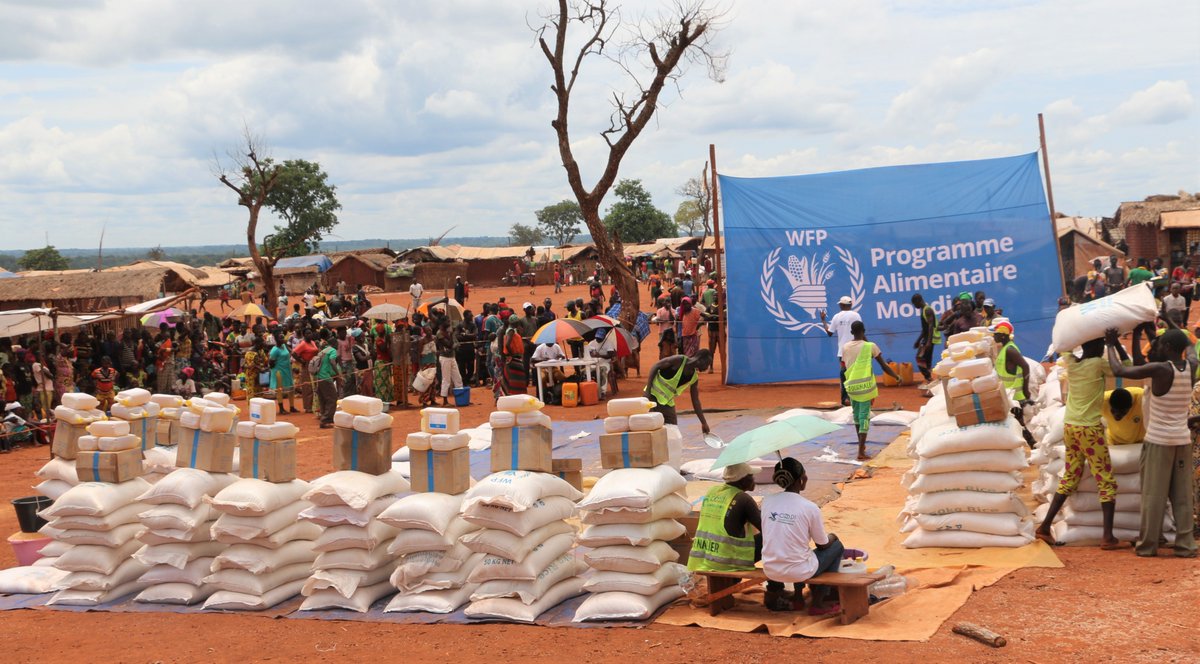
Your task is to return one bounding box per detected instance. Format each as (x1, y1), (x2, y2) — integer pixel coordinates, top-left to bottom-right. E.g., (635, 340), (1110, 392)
(842, 321), (901, 460)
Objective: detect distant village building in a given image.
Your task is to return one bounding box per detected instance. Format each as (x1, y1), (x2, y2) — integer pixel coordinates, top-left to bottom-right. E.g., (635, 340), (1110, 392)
(1112, 192), (1200, 266)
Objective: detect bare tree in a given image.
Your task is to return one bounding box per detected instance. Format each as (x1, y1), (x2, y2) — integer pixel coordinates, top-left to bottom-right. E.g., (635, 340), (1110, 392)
(677, 170), (712, 279)
(676, 174), (711, 237)
(538, 0), (726, 327)
(216, 130), (283, 309)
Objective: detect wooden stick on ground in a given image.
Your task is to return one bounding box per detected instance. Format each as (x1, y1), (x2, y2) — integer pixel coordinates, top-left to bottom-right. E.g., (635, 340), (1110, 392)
(953, 622), (1007, 648)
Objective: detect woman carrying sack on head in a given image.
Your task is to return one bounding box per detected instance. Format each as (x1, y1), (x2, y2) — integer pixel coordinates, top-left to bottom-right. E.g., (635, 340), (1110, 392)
(842, 320), (901, 461)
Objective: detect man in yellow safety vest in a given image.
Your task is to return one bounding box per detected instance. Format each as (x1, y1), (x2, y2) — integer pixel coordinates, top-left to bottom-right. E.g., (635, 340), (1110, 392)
(843, 321), (901, 460)
(991, 321), (1031, 403)
(644, 349), (712, 434)
(688, 462), (762, 577)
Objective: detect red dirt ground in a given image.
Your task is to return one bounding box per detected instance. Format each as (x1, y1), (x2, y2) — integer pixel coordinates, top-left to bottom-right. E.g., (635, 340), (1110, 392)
(1, 283), (1196, 661)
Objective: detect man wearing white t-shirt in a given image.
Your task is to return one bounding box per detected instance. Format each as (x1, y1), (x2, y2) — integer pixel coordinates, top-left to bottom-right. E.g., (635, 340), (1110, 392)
(761, 457), (845, 614)
(820, 296), (861, 406)
(409, 281), (424, 312)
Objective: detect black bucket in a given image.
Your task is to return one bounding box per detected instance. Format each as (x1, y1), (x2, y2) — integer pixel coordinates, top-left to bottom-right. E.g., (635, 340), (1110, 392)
(12, 495), (52, 533)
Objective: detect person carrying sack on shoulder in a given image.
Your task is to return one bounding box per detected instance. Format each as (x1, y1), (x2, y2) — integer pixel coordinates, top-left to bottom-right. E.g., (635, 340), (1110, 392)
(842, 321), (900, 461)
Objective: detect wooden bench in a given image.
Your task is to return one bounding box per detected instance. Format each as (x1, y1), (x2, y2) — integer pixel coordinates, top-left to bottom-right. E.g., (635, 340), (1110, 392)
(694, 569), (885, 624)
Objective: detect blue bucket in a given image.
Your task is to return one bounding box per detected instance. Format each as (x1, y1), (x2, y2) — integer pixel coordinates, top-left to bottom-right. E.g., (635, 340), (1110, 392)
(453, 387), (471, 407)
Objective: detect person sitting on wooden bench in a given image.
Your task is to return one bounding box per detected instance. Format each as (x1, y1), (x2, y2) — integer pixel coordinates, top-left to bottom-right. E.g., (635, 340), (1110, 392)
(761, 457), (845, 615)
(687, 463), (762, 576)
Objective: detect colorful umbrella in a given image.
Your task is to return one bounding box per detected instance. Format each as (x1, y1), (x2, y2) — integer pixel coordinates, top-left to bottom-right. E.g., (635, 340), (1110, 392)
(708, 416), (842, 470)
(362, 303), (409, 321)
(228, 302), (273, 319)
(532, 318), (591, 345)
(597, 326), (639, 357)
(140, 308), (183, 328)
(581, 314), (619, 331)
(418, 297), (465, 322)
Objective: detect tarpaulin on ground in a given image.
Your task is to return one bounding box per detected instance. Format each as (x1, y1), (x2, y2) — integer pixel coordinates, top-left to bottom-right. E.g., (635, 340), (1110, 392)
(721, 153), (1058, 384)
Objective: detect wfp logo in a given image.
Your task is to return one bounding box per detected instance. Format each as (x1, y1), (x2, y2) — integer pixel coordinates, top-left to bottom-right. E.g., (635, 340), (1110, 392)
(760, 230), (864, 333)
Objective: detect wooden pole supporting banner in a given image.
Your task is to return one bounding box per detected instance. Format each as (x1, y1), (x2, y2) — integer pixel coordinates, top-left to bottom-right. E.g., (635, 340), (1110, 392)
(1038, 113), (1067, 297)
(709, 144), (727, 385)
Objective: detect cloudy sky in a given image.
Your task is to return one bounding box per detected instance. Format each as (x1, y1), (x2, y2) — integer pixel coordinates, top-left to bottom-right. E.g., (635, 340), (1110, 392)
(0, 0), (1196, 251)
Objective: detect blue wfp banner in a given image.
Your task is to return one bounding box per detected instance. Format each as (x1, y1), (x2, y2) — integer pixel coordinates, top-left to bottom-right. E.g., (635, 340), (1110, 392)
(722, 152), (1058, 384)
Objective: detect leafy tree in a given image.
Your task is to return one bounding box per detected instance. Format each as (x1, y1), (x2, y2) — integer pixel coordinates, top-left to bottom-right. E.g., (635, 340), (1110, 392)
(263, 159), (341, 259)
(538, 0), (725, 327)
(146, 245), (167, 261)
(19, 245), (70, 271)
(218, 133), (339, 308)
(603, 179), (675, 244)
(535, 200), (583, 246)
(508, 223), (545, 247)
(674, 199), (704, 236)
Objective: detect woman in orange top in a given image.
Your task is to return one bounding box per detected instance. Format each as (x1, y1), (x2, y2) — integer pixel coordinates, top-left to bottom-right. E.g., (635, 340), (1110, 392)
(678, 297), (702, 357)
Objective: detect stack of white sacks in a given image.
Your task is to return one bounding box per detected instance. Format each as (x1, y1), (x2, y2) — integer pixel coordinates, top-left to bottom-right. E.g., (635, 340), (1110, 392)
(601, 398), (684, 470)
(52, 393), (108, 429)
(178, 392), (240, 450)
(899, 356), (1034, 548)
(109, 388), (161, 454)
(1028, 366), (1174, 545)
(199, 476), (318, 610)
(296, 470), (409, 612)
(455, 471), (586, 622)
(332, 396), (395, 435)
(131, 469), (237, 605)
(35, 458), (84, 503)
(487, 396), (550, 429)
(39, 393), (107, 498)
(573, 465), (690, 621)
(141, 393), (187, 482)
(154, 393), (185, 447)
(41, 478), (152, 606)
(379, 492), (485, 614)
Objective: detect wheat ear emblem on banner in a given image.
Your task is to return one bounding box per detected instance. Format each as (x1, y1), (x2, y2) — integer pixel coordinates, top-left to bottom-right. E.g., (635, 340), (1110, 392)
(761, 246), (864, 332)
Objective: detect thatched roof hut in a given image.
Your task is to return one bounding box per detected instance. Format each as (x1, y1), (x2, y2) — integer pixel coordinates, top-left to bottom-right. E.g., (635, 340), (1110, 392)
(1112, 192), (1200, 265)
(0, 268), (169, 310)
(1114, 193), (1200, 227)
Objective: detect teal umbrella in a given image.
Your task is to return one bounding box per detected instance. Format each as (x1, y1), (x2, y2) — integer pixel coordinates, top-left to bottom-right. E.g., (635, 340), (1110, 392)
(709, 415), (842, 471)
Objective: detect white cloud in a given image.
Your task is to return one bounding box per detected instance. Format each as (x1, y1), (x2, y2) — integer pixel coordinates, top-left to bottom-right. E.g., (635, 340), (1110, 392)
(1110, 80), (1194, 125)
(0, 0), (1196, 249)
(885, 48), (1003, 129)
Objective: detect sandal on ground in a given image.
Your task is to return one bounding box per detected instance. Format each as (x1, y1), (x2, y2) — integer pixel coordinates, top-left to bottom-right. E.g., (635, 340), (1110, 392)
(808, 603), (841, 617)
(1100, 540), (1131, 551)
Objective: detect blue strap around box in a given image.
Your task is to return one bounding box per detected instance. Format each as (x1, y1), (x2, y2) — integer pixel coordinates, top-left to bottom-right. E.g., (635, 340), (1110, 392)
(511, 427), (520, 470)
(350, 429), (359, 471)
(252, 439), (262, 478)
(189, 428), (201, 468)
(971, 393), (985, 422)
(426, 451), (435, 492)
(91, 452), (100, 481)
(140, 418), (150, 450)
(620, 431), (631, 468)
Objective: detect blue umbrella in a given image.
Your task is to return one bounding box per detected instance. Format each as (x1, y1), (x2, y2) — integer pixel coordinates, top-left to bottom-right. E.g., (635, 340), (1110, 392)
(709, 415), (842, 470)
